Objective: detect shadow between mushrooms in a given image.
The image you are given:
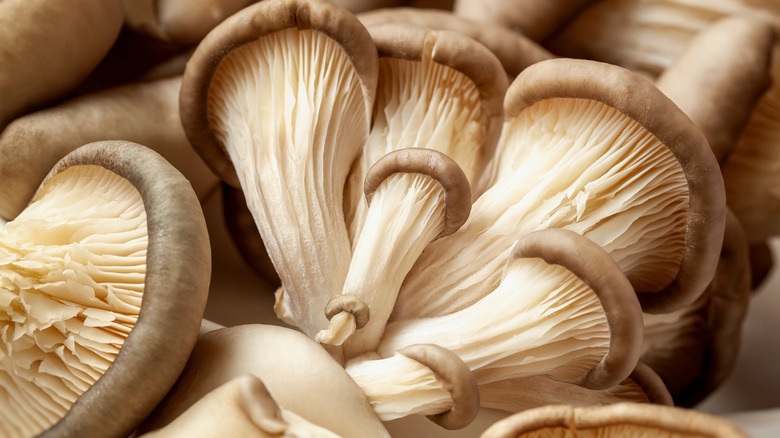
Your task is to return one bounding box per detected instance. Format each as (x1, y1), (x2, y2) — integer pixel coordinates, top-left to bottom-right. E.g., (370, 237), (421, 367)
(0, 141), (210, 437)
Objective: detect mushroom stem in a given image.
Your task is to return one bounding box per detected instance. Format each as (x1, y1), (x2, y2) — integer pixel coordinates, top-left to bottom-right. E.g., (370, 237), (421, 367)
(317, 149), (471, 358)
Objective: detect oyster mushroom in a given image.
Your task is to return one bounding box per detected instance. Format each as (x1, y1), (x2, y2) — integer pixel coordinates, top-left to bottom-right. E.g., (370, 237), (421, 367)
(452, 0), (597, 41)
(0, 0), (123, 128)
(0, 76), (219, 221)
(138, 325), (390, 438)
(321, 24), (506, 357)
(141, 375), (343, 437)
(180, 0), (378, 339)
(357, 8), (554, 78)
(480, 403), (748, 438)
(655, 15), (774, 164)
(641, 209), (751, 406)
(394, 58), (724, 319)
(0, 141), (210, 437)
(346, 229), (643, 423)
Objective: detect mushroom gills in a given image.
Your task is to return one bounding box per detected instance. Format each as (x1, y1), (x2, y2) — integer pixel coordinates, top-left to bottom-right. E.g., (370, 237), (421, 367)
(207, 27), (370, 338)
(397, 97), (688, 318)
(0, 165), (146, 437)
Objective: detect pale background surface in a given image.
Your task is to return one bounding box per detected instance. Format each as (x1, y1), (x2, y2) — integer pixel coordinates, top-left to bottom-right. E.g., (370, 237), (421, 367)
(202, 191), (780, 437)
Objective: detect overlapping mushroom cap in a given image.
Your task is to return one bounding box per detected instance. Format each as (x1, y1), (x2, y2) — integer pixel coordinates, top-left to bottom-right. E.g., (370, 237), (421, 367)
(0, 141), (210, 437)
(179, 0), (727, 429)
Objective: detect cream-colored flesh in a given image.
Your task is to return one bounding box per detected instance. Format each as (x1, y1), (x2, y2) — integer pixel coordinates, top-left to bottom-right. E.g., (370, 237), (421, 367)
(208, 28), (369, 338)
(395, 98), (687, 319)
(0, 165), (146, 437)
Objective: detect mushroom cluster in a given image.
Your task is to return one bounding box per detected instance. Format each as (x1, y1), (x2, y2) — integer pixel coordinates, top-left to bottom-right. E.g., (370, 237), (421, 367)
(0, 0), (775, 436)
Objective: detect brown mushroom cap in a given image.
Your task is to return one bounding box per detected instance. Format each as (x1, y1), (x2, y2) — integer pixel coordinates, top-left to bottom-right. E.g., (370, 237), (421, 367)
(0, 141), (210, 437)
(480, 403), (748, 438)
(0, 0), (123, 128)
(357, 8), (554, 78)
(139, 324), (389, 438)
(0, 76), (219, 221)
(452, 0), (597, 41)
(656, 15), (775, 164)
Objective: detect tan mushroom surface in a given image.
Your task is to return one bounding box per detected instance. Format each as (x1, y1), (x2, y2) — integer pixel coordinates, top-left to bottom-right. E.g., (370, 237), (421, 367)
(0, 141), (210, 437)
(0, 76), (219, 221)
(480, 403), (748, 438)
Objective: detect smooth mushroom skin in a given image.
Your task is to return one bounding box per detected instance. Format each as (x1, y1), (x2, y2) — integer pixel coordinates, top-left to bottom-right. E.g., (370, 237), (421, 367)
(320, 149), (472, 356)
(0, 76), (219, 222)
(0, 141), (211, 437)
(0, 0), (124, 128)
(181, 0), (378, 339)
(347, 231), (643, 420)
(749, 241), (773, 290)
(330, 0), (412, 13)
(478, 361), (673, 413)
(138, 325), (390, 438)
(642, 209), (751, 406)
(396, 58), (724, 320)
(357, 8), (554, 78)
(141, 375), (342, 438)
(656, 15), (775, 164)
(221, 184), (280, 287)
(452, 0), (597, 41)
(123, 0), (262, 45)
(479, 403), (748, 438)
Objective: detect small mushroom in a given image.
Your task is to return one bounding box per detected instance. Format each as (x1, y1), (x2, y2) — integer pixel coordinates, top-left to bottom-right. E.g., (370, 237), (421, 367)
(394, 58), (724, 319)
(346, 230), (643, 422)
(452, 0), (597, 42)
(357, 8), (554, 78)
(480, 403), (748, 438)
(0, 0), (124, 127)
(139, 325), (390, 438)
(141, 375), (342, 437)
(0, 76), (219, 221)
(0, 141), (210, 437)
(180, 0), (378, 339)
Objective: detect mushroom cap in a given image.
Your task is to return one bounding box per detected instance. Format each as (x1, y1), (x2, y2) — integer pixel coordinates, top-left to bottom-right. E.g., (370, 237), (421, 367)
(357, 7), (554, 78)
(0, 141), (210, 437)
(140, 324), (389, 438)
(452, 0), (596, 41)
(0, 76), (219, 221)
(0, 0), (123, 128)
(480, 403), (748, 438)
(180, 0), (378, 187)
(656, 15), (775, 164)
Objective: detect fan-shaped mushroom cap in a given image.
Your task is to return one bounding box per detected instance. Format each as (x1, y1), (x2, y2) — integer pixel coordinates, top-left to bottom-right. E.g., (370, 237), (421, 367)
(656, 15), (774, 164)
(395, 58), (724, 319)
(347, 230), (643, 421)
(0, 76), (219, 221)
(139, 325), (389, 438)
(357, 8), (554, 78)
(642, 209), (751, 406)
(0, 0), (123, 128)
(180, 0), (378, 338)
(141, 375), (343, 437)
(452, 0), (596, 41)
(0, 141), (210, 437)
(480, 403), (748, 438)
